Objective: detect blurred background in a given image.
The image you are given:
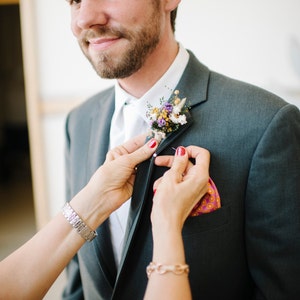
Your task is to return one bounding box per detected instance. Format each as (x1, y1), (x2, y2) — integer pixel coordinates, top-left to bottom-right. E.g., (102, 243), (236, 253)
(0, 0), (299, 298)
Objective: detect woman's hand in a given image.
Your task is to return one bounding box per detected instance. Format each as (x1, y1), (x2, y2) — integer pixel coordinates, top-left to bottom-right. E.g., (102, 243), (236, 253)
(145, 145), (210, 300)
(90, 134), (158, 212)
(71, 134), (158, 228)
(151, 146), (210, 232)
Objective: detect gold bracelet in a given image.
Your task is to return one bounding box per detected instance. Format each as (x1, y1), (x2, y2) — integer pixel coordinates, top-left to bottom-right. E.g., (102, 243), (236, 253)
(62, 202), (97, 242)
(146, 262), (189, 278)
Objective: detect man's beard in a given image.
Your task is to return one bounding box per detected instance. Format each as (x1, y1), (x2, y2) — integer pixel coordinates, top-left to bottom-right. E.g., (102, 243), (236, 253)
(79, 9), (161, 79)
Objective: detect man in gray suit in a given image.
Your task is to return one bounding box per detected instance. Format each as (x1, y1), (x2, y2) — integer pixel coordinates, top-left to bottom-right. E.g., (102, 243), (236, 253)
(63, 1), (300, 299)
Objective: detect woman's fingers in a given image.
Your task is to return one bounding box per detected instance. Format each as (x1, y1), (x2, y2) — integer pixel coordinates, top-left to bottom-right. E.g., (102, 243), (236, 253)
(153, 177), (162, 194)
(184, 147), (210, 182)
(155, 146), (210, 169)
(125, 138), (158, 168)
(167, 146), (189, 182)
(186, 146), (210, 169)
(106, 133), (148, 161)
(154, 154), (174, 168)
(106, 134), (157, 163)
(153, 146), (189, 191)
(102, 137), (158, 188)
(153, 145), (210, 201)
(121, 133), (148, 154)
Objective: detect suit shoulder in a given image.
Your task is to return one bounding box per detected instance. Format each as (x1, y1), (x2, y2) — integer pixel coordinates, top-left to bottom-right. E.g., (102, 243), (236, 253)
(209, 71), (290, 111)
(187, 51), (291, 116)
(68, 86), (115, 120)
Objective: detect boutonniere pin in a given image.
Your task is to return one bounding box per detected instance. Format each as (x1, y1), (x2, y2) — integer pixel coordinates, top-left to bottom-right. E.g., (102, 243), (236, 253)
(146, 90), (190, 142)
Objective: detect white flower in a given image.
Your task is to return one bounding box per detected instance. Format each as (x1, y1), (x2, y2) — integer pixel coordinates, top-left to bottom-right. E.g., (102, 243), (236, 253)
(172, 106), (181, 114)
(150, 113), (158, 121)
(173, 97), (186, 114)
(177, 114), (187, 125)
(153, 130), (166, 142)
(170, 113), (187, 125)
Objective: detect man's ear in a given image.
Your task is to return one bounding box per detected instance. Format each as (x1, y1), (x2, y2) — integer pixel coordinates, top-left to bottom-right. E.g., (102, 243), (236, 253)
(164, 0), (181, 12)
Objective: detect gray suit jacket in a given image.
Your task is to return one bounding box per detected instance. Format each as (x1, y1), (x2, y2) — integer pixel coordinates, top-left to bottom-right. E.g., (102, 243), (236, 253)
(63, 51), (300, 300)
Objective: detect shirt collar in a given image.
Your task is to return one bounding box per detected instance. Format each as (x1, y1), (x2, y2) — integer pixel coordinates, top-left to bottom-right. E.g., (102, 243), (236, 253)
(114, 43), (189, 123)
(114, 83), (137, 112)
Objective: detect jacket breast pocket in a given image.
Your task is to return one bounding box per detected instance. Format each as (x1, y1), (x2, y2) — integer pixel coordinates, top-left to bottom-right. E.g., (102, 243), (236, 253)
(182, 205), (230, 237)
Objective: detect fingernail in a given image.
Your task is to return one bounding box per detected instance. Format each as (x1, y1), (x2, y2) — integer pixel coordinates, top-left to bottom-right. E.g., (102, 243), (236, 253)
(153, 189), (157, 195)
(176, 146), (186, 156)
(148, 139), (157, 149)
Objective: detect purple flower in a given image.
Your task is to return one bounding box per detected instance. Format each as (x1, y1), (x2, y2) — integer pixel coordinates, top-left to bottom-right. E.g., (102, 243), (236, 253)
(163, 102), (173, 113)
(157, 118), (166, 127)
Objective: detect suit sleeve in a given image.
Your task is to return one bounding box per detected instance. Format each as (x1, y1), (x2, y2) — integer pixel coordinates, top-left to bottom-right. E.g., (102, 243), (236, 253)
(61, 113), (84, 300)
(245, 104), (300, 299)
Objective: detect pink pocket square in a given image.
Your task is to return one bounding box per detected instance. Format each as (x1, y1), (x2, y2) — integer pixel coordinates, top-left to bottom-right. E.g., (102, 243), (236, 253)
(190, 178), (221, 216)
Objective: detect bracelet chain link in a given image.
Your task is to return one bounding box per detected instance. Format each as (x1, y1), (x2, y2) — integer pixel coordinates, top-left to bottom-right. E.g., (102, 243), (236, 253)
(62, 202), (97, 242)
(146, 261), (189, 278)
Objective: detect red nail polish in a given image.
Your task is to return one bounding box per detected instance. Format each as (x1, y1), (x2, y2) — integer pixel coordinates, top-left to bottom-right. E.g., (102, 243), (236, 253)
(148, 139), (157, 148)
(176, 146), (186, 156)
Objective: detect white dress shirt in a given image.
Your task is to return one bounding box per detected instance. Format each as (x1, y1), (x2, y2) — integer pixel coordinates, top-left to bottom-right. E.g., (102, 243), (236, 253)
(109, 43), (189, 267)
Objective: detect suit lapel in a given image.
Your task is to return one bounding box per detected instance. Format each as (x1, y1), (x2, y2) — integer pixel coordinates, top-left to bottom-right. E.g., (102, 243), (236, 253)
(178, 53), (209, 108)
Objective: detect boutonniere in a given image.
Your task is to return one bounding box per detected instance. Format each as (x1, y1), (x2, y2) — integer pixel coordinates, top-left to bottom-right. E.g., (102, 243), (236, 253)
(146, 90), (190, 142)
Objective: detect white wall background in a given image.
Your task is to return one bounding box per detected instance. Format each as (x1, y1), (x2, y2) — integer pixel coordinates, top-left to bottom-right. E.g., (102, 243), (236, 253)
(177, 0), (300, 103)
(33, 0), (300, 217)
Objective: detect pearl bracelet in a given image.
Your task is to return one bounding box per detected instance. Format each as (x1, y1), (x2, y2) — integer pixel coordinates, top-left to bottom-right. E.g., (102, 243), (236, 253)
(146, 262), (189, 278)
(62, 202), (97, 242)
